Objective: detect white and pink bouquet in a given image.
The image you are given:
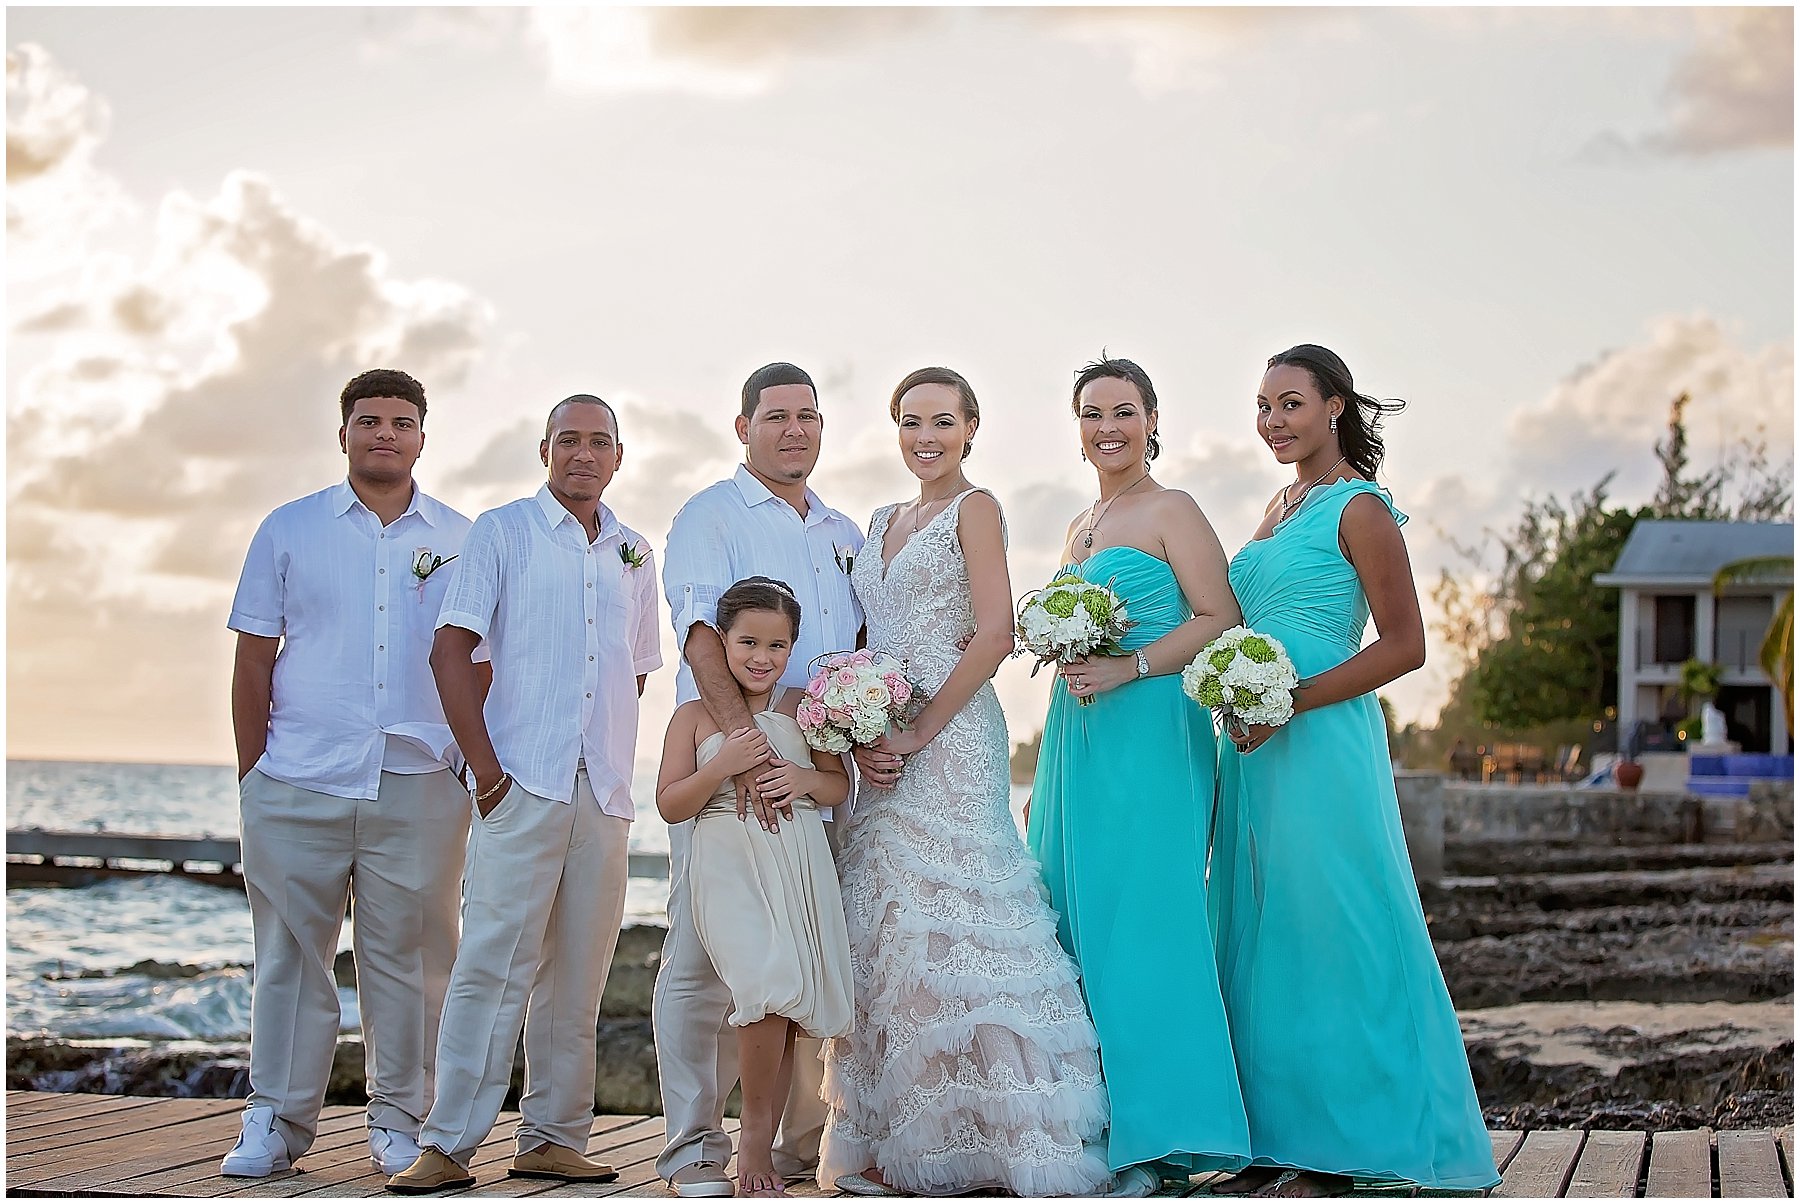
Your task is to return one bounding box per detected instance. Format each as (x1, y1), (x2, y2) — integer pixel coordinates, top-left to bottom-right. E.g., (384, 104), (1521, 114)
(796, 649), (928, 754)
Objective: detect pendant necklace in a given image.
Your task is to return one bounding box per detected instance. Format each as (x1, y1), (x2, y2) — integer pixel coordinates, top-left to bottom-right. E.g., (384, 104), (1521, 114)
(1279, 456), (1347, 519)
(1081, 470), (1152, 550)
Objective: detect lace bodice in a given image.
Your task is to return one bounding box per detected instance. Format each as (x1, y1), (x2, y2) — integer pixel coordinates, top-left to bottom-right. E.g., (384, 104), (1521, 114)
(852, 490), (1003, 693)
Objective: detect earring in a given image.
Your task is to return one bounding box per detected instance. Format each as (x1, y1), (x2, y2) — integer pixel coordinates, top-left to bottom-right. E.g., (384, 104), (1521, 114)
(1080, 449), (1088, 462)
(1329, 415), (1338, 433)
(962, 441), (973, 460)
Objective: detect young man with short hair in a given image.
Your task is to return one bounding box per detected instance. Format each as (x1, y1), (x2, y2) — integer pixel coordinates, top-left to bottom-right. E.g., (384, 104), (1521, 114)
(224, 368), (475, 1179)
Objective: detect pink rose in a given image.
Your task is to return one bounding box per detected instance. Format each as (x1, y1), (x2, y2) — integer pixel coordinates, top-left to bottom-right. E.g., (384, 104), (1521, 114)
(834, 668), (859, 688)
(827, 707), (852, 725)
(851, 649), (875, 666)
(797, 699), (825, 727)
(884, 673), (912, 705)
(805, 674), (829, 700)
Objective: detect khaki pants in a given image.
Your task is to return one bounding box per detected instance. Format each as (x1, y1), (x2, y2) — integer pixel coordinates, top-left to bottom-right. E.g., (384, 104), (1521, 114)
(239, 767), (468, 1157)
(654, 813), (843, 1181)
(419, 771), (630, 1164)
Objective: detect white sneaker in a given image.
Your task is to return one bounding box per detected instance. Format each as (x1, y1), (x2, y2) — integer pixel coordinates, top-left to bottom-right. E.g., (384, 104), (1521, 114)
(369, 1127), (423, 1176)
(220, 1104), (292, 1177)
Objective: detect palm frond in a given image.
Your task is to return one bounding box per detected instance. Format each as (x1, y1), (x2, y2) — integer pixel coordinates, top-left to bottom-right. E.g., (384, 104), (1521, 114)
(1713, 555), (1795, 593)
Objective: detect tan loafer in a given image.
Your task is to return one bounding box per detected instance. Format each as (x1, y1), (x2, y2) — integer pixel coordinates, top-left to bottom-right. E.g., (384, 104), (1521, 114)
(385, 1148), (475, 1194)
(509, 1142), (620, 1183)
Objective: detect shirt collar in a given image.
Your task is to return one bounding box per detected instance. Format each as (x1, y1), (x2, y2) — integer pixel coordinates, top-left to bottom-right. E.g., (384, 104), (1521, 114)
(534, 483), (617, 541)
(332, 478), (430, 525)
(731, 464), (832, 527)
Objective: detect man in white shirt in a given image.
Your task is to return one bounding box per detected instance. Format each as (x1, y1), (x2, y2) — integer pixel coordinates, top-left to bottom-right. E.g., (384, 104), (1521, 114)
(223, 369), (476, 1180)
(387, 395), (662, 1195)
(654, 363), (869, 1198)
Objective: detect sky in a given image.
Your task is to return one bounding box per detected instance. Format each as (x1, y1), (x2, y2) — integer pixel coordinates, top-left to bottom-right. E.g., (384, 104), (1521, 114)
(6, 5), (1794, 774)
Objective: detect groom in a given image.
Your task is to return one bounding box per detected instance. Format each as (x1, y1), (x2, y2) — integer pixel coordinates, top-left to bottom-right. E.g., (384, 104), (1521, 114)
(654, 362), (871, 1197)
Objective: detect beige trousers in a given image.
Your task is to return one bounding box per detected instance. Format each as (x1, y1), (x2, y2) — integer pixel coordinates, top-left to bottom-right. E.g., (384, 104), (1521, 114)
(239, 767), (468, 1157)
(419, 771), (630, 1164)
(654, 813), (843, 1181)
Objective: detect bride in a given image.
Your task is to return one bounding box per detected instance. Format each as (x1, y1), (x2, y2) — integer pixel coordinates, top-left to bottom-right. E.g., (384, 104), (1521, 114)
(819, 367), (1112, 1198)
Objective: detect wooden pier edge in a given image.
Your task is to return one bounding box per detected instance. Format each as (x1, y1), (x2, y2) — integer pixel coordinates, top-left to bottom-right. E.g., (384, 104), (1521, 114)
(2, 1092), (1793, 1198)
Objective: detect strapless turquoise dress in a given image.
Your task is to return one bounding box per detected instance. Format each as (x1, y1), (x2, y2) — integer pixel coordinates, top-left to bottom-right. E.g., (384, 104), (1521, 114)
(1212, 479), (1498, 1190)
(1026, 546), (1250, 1175)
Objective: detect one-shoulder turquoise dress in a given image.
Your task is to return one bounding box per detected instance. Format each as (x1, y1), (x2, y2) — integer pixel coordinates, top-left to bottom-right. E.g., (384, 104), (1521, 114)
(1026, 546), (1251, 1176)
(1212, 479), (1498, 1190)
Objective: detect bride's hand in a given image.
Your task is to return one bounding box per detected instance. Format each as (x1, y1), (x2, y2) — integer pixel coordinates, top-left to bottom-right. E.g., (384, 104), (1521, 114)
(874, 727), (929, 758)
(1059, 654), (1135, 702)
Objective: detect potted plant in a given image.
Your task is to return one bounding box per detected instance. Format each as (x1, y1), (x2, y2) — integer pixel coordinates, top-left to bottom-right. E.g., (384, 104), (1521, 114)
(1613, 720), (1645, 791)
(1676, 658), (1724, 745)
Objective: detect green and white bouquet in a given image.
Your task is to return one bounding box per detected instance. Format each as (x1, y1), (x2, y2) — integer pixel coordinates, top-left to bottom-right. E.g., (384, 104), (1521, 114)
(1182, 625), (1300, 738)
(1014, 574), (1134, 706)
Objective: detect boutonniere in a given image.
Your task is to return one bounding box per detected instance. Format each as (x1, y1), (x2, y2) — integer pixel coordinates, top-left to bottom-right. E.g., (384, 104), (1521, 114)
(834, 545), (856, 575)
(412, 548), (457, 601)
(618, 540), (650, 571)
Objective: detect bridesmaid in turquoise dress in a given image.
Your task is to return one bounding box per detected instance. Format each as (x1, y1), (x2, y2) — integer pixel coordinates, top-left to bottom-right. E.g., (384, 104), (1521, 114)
(1025, 356), (1251, 1198)
(1208, 345), (1498, 1198)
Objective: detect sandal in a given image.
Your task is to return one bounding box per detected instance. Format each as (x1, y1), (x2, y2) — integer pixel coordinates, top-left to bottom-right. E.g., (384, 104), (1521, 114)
(1250, 1169), (1353, 1198)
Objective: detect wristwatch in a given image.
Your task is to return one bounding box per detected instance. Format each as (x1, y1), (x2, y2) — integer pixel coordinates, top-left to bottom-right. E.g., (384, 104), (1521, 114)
(1134, 650), (1150, 678)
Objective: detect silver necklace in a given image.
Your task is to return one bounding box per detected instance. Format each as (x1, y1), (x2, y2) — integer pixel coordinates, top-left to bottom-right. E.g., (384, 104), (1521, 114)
(1280, 457), (1347, 518)
(1080, 471), (1152, 550)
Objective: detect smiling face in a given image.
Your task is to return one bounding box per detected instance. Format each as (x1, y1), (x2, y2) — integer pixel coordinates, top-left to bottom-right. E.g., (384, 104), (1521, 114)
(540, 400), (622, 503)
(895, 382), (975, 483)
(339, 395), (424, 486)
(1257, 363), (1342, 466)
(1075, 376), (1156, 472)
(723, 606), (795, 696)
(737, 382), (822, 485)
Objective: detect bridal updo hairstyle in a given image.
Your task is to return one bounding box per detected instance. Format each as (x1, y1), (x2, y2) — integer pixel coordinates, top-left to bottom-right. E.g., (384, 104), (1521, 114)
(889, 366), (980, 460)
(716, 576), (803, 640)
(1265, 344), (1405, 481)
(1071, 354), (1161, 462)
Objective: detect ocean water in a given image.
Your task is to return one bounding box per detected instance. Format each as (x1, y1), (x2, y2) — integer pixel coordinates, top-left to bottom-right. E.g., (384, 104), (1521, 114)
(5, 759), (673, 1043)
(6, 758), (1036, 1043)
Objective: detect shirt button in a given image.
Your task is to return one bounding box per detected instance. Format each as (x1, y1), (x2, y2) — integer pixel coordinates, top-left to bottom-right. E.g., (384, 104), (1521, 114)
(587, 582), (593, 588)
(587, 618), (594, 624)
(378, 605), (385, 612)
(589, 655), (595, 661)
(378, 645), (384, 651)
(585, 692), (593, 699)
(378, 567), (385, 574)
(378, 683), (385, 689)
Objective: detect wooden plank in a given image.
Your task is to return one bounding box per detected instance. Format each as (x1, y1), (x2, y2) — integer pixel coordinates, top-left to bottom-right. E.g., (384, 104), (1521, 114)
(1645, 1129), (1713, 1200)
(7, 1097), (237, 1162)
(1490, 1130), (1526, 1174)
(1493, 1130), (1586, 1198)
(4, 1093), (165, 1133)
(1718, 1129), (1786, 1199)
(49, 1107), (369, 1197)
(1565, 1130), (1647, 1198)
(10, 1108), (254, 1191)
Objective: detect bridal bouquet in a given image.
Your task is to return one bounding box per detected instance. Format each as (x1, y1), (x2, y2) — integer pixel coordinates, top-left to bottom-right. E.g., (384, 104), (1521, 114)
(1014, 574), (1134, 706)
(1182, 626), (1300, 739)
(796, 650), (928, 754)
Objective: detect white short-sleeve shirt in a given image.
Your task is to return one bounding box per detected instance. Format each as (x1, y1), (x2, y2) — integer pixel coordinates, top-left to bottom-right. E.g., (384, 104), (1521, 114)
(663, 466), (865, 706)
(227, 480), (473, 801)
(435, 485), (662, 818)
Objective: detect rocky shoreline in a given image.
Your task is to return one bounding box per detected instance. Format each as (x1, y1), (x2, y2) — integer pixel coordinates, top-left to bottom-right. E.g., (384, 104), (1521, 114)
(9, 843), (1792, 1130)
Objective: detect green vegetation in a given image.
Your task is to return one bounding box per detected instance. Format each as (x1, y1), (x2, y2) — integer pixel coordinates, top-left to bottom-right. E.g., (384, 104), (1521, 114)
(1713, 555), (1796, 736)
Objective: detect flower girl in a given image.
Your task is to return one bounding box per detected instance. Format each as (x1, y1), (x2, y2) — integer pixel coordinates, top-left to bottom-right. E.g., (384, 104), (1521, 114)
(655, 577), (854, 1198)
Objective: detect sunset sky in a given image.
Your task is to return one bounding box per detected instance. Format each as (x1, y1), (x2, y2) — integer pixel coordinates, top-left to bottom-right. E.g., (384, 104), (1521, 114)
(6, 6), (1793, 772)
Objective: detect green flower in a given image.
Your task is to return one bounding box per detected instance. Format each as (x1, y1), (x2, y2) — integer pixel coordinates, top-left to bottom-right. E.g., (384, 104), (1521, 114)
(1194, 680), (1225, 707)
(1241, 635), (1275, 663)
(1209, 647), (1235, 672)
(1042, 590), (1078, 618)
(1079, 591), (1114, 624)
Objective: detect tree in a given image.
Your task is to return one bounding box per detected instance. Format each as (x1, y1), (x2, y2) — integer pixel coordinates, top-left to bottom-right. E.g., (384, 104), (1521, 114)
(1713, 555), (1796, 736)
(1433, 395), (1793, 732)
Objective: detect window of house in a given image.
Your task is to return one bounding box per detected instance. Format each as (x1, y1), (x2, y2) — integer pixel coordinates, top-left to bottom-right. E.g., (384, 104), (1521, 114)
(1652, 594), (1695, 664)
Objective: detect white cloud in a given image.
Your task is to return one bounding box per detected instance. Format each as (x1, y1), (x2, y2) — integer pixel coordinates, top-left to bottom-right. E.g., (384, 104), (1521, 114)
(5, 42), (133, 281)
(1651, 7), (1794, 154)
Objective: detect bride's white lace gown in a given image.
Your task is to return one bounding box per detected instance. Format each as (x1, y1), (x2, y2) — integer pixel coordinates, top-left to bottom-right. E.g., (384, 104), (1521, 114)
(818, 489), (1111, 1197)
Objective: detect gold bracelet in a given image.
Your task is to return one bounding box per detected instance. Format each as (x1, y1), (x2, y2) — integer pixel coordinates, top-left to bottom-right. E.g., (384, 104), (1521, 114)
(474, 772), (512, 804)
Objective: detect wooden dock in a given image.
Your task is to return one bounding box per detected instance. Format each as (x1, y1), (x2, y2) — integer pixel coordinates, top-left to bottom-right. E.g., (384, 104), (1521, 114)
(3, 1092), (1792, 1197)
(4, 829), (672, 888)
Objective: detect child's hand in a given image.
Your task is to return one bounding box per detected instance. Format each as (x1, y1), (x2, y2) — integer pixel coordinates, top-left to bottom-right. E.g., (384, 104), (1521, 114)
(755, 757), (809, 806)
(716, 726), (773, 777)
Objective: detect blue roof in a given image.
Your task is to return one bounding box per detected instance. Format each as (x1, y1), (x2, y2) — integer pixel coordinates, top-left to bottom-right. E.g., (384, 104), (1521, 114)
(1596, 520), (1794, 586)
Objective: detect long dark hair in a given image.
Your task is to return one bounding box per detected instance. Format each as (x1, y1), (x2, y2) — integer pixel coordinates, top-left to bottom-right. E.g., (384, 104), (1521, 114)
(1265, 344), (1403, 479)
(1071, 353), (1161, 462)
(716, 576), (802, 640)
